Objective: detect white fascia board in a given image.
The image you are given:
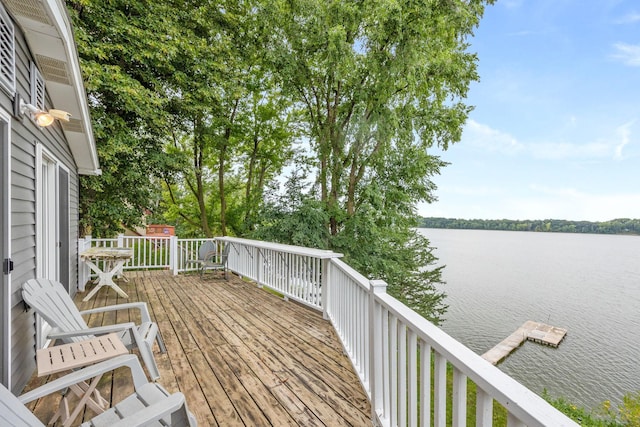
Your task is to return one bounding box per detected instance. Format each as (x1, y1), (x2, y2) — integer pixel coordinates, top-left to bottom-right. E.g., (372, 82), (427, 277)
(43, 0), (99, 175)
(7, 0), (100, 175)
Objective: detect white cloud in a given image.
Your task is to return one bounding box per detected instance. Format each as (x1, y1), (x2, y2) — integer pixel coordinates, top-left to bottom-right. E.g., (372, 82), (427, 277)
(422, 182), (640, 221)
(616, 12), (640, 24)
(463, 120), (523, 154)
(614, 121), (634, 160)
(441, 185), (503, 197)
(501, 0), (523, 9)
(528, 141), (611, 160)
(611, 43), (640, 66)
(528, 185), (582, 198)
(465, 120), (634, 161)
(518, 186), (640, 221)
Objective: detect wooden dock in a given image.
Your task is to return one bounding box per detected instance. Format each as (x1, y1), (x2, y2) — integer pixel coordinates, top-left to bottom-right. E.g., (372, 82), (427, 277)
(481, 320), (567, 365)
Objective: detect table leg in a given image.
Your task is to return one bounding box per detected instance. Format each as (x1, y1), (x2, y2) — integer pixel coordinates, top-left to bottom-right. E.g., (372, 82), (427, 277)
(82, 259), (129, 301)
(66, 374), (103, 427)
(47, 395), (69, 426)
(82, 260), (106, 302)
(48, 374), (105, 427)
(68, 381), (109, 412)
(104, 259), (129, 298)
(113, 260), (129, 282)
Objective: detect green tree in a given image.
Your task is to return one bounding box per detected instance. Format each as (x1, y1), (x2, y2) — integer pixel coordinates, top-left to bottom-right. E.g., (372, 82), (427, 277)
(251, 0), (493, 322)
(250, 168), (330, 248)
(68, 0), (200, 236)
(71, 0), (296, 237)
(157, 1), (296, 237)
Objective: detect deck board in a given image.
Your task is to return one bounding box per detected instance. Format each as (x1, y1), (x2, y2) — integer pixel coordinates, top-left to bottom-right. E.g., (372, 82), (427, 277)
(24, 271), (371, 426)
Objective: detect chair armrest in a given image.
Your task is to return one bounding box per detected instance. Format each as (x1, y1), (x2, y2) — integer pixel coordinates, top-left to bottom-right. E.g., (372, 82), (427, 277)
(202, 250), (219, 261)
(48, 323), (136, 339)
(80, 302), (151, 323)
(18, 355), (148, 404)
(107, 392), (193, 427)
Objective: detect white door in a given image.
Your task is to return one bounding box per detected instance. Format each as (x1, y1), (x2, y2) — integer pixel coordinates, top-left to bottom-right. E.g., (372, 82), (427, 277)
(36, 148), (62, 349)
(37, 150), (58, 281)
(58, 168), (69, 291)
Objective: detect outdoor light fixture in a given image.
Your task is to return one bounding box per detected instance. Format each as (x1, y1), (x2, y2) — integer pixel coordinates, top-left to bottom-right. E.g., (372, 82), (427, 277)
(19, 99), (71, 127)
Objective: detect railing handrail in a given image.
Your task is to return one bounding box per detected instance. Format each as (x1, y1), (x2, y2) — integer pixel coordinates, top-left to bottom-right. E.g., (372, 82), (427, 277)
(217, 236), (344, 259)
(330, 258), (370, 290)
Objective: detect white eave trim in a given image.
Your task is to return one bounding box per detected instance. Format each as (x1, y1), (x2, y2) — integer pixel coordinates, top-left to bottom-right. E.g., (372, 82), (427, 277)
(4, 0), (100, 175)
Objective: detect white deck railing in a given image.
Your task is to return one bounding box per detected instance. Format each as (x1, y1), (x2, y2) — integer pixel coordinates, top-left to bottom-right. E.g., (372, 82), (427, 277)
(78, 235), (226, 290)
(217, 236), (340, 309)
(77, 235), (577, 426)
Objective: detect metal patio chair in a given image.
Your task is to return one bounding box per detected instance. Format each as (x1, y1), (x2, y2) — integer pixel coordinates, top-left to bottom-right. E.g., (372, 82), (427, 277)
(200, 242), (230, 279)
(187, 240), (230, 279)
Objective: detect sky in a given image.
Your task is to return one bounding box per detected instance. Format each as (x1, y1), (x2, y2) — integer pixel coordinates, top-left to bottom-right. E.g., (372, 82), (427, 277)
(418, 0), (640, 221)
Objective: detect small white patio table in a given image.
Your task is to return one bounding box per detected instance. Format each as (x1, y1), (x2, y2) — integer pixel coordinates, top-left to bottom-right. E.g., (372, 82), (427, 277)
(80, 247), (133, 301)
(36, 333), (128, 427)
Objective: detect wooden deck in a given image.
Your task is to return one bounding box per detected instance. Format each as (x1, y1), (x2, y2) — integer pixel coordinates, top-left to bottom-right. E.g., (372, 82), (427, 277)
(24, 271), (371, 426)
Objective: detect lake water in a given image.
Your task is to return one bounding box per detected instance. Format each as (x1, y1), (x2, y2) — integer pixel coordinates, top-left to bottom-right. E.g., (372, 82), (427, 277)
(419, 228), (640, 410)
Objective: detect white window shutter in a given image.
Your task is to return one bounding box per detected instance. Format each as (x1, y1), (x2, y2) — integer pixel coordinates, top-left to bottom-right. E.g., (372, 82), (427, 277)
(0, 4), (15, 95)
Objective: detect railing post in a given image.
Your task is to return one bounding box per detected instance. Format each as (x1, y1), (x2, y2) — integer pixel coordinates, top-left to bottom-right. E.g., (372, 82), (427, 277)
(117, 234), (124, 247)
(78, 235), (91, 291)
(369, 279), (387, 425)
(321, 258), (330, 319)
(170, 236), (179, 275)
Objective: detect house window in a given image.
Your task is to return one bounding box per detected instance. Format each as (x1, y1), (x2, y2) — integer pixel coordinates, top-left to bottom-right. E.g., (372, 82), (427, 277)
(30, 62), (45, 110)
(0, 4), (15, 95)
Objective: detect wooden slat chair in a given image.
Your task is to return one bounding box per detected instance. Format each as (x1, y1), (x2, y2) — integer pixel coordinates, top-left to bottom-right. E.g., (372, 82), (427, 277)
(1, 355), (196, 426)
(22, 278), (166, 381)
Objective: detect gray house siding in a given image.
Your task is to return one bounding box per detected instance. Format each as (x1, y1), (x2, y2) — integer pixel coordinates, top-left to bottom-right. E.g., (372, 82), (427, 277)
(8, 36), (37, 389)
(6, 14), (82, 394)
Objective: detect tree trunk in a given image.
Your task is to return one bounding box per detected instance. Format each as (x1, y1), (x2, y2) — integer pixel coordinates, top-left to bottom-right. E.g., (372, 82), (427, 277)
(218, 143), (227, 236)
(219, 99), (241, 236)
(194, 118), (212, 238)
(244, 132), (259, 224)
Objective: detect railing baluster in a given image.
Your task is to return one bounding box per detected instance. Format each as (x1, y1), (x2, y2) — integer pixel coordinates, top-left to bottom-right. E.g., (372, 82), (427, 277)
(369, 284), (382, 422)
(476, 389), (493, 427)
(434, 352), (447, 427)
(453, 366), (467, 427)
(399, 322), (407, 426)
(420, 341), (431, 427)
(507, 413), (526, 427)
(408, 329), (418, 426)
(390, 314), (398, 426)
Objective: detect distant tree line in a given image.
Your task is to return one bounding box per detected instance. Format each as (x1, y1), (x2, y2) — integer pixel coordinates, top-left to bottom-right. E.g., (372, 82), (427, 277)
(420, 217), (640, 235)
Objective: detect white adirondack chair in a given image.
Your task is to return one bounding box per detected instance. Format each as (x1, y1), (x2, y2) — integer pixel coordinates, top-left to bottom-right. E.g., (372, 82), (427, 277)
(1, 354), (196, 426)
(22, 278), (166, 381)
